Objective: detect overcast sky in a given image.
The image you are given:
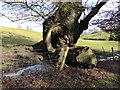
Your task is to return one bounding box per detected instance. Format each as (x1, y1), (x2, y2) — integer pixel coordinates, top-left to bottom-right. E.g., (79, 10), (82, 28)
(0, 0), (119, 32)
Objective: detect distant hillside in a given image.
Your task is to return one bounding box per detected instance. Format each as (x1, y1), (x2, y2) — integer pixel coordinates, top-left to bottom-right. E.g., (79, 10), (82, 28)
(80, 32), (110, 40)
(0, 26), (42, 46)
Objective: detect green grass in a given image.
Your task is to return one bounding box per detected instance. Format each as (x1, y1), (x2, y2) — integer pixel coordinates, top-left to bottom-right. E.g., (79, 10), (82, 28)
(1, 26), (119, 55)
(0, 26), (42, 46)
(76, 39), (119, 55)
(80, 32), (110, 40)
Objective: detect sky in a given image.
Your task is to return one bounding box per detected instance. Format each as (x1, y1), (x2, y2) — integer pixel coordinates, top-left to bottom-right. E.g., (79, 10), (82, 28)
(0, 0), (119, 32)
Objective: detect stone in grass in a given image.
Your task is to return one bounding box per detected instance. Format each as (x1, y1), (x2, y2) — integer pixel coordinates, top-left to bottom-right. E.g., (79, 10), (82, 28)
(66, 46), (97, 69)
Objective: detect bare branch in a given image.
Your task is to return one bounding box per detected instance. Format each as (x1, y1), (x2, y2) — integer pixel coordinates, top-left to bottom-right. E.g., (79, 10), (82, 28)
(2, 1), (58, 22)
(24, 2), (46, 20)
(79, 0), (109, 30)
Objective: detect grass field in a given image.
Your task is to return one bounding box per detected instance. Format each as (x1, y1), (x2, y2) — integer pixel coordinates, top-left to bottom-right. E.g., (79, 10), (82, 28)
(0, 26), (42, 46)
(80, 31), (110, 40)
(0, 26), (119, 55)
(79, 31), (119, 53)
(76, 39), (119, 52)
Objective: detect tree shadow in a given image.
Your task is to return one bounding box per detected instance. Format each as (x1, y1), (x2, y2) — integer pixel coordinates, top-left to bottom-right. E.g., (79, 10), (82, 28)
(93, 49), (120, 75)
(97, 60), (120, 75)
(2, 34), (37, 46)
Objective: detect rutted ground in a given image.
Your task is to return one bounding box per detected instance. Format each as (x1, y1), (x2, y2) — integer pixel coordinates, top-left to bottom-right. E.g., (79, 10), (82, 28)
(2, 46), (120, 88)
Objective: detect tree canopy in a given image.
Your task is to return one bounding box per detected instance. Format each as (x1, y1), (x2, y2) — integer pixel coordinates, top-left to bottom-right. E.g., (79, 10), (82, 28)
(1, 0), (109, 23)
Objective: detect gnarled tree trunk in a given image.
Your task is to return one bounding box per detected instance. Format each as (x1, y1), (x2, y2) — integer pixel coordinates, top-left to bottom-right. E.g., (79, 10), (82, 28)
(33, 1), (109, 70)
(43, 3), (83, 52)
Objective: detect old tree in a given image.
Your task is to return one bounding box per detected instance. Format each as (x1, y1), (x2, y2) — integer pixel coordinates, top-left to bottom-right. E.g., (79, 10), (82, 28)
(2, 0), (109, 70)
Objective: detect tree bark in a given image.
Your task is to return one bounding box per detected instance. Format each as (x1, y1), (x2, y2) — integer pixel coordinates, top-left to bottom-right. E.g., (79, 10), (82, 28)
(43, 1), (109, 52)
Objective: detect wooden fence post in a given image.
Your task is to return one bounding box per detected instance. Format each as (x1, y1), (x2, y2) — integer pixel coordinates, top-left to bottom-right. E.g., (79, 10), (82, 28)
(111, 47), (114, 61)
